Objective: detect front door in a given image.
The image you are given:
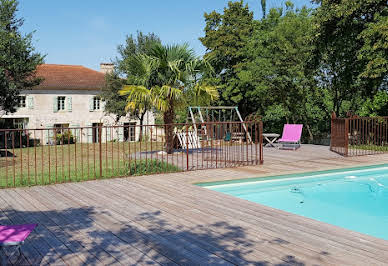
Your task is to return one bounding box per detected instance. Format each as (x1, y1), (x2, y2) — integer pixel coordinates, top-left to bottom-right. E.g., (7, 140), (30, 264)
(124, 122), (136, 142)
(92, 123), (103, 143)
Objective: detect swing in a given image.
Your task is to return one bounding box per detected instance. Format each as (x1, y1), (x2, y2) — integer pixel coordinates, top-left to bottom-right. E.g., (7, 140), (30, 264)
(188, 106), (251, 142)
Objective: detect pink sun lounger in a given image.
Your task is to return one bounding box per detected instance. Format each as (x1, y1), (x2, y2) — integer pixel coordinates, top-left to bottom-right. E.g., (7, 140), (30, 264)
(0, 224), (37, 265)
(278, 124), (303, 150)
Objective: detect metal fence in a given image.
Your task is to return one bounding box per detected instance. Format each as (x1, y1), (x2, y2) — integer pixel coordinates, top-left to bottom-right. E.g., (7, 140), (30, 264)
(331, 114), (388, 156)
(0, 121), (263, 188)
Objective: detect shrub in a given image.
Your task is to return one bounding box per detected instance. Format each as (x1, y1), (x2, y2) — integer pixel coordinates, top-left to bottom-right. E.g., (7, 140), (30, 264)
(125, 159), (181, 176)
(56, 131), (75, 145)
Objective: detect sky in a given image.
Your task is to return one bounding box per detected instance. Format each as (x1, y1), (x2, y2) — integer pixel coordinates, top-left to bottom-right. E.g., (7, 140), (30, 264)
(18, 0), (314, 71)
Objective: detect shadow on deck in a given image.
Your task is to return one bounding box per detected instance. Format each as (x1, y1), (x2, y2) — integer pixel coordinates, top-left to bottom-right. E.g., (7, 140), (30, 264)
(0, 206), (310, 265)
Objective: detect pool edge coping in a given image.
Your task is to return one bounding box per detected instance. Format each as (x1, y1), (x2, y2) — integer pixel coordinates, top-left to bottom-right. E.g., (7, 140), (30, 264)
(195, 163), (388, 187)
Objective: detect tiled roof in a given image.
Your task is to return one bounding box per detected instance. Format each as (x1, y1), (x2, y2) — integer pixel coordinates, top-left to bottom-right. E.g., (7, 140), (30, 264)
(34, 64), (106, 90)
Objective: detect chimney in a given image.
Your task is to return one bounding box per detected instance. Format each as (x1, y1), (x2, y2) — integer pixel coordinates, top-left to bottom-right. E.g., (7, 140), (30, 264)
(100, 63), (114, 74)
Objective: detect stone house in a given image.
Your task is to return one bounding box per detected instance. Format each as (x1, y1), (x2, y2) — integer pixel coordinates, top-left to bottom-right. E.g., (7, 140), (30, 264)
(0, 63), (154, 144)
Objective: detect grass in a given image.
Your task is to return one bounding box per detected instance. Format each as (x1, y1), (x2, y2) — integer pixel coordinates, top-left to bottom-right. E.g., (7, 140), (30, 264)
(0, 141), (180, 188)
(350, 144), (388, 152)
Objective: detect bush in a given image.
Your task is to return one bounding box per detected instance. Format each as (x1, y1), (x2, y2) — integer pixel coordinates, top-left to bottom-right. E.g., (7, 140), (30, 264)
(56, 131), (75, 145)
(125, 159), (181, 176)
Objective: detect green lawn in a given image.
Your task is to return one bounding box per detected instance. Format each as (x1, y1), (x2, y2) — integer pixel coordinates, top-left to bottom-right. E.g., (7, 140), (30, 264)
(0, 142), (180, 188)
(350, 144), (388, 152)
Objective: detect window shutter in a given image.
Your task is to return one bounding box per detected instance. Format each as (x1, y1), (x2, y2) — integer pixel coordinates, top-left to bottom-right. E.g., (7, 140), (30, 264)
(101, 100), (106, 111)
(45, 124), (54, 145)
(118, 124), (124, 142)
(27, 96), (34, 109)
(106, 126), (111, 142)
(53, 97), (58, 113)
(67, 96), (72, 112)
(70, 124), (80, 142)
(89, 97), (94, 112)
(86, 123), (93, 143)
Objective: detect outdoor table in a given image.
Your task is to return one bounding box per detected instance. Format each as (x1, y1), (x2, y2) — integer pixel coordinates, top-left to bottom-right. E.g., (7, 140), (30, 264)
(263, 133), (280, 147)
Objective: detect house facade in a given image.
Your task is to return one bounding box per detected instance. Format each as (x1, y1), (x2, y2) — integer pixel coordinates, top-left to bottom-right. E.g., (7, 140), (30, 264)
(1, 63), (154, 144)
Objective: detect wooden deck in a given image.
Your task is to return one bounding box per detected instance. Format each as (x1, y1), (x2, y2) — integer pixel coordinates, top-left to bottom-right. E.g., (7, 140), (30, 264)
(1, 145), (388, 265)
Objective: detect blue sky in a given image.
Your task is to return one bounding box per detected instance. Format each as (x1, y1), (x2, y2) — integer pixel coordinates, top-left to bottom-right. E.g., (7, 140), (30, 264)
(19, 0), (314, 71)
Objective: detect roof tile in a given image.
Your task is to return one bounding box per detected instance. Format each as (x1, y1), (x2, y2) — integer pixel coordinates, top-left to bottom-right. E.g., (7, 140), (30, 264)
(34, 64), (106, 90)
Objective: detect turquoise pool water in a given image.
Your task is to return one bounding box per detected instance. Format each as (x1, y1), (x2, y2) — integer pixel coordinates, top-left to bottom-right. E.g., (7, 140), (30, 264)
(201, 165), (388, 240)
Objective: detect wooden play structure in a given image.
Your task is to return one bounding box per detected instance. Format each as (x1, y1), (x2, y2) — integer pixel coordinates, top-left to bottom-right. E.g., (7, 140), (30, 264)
(175, 106), (251, 149)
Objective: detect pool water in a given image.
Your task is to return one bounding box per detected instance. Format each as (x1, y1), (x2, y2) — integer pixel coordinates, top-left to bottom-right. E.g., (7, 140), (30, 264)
(201, 165), (388, 240)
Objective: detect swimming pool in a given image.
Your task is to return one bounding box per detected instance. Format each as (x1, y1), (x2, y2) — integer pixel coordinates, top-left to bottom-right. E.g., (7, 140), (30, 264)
(200, 165), (388, 240)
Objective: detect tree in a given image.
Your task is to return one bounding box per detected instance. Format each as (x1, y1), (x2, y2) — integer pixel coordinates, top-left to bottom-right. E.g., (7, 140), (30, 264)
(199, 0), (255, 117)
(311, 0), (387, 116)
(238, 3), (324, 140)
(0, 0), (44, 114)
(260, 0), (266, 18)
(116, 53), (158, 139)
(117, 31), (161, 74)
(120, 43), (218, 153)
(101, 31), (160, 137)
(100, 72), (127, 121)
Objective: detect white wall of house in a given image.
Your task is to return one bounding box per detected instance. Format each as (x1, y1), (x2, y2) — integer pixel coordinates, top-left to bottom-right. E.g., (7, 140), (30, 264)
(2, 89), (155, 144)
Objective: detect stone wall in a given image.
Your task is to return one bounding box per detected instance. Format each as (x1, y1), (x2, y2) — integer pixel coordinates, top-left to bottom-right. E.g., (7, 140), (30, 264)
(2, 89), (155, 144)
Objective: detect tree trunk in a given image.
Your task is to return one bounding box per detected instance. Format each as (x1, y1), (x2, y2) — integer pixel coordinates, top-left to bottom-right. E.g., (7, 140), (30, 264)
(163, 104), (175, 154)
(305, 121), (314, 142)
(138, 111), (146, 142)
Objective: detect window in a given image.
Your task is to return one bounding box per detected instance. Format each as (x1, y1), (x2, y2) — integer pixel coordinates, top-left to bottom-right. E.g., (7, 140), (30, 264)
(93, 96), (101, 110)
(54, 123), (69, 134)
(18, 96), (26, 108)
(57, 96), (66, 111)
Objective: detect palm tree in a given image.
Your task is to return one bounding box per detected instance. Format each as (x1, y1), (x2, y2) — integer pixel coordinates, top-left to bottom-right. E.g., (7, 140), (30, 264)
(261, 0), (266, 18)
(120, 43), (218, 153)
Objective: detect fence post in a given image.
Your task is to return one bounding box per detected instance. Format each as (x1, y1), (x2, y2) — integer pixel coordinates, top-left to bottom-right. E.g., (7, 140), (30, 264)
(186, 125), (189, 171)
(344, 118), (349, 156)
(99, 125), (103, 178)
(330, 112), (335, 151)
(259, 121), (264, 164)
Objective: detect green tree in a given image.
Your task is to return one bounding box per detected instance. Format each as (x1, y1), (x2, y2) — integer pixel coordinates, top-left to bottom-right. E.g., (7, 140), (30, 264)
(101, 31), (161, 135)
(311, 0), (387, 116)
(100, 72), (127, 121)
(117, 31), (160, 74)
(120, 43), (218, 153)
(199, 0), (255, 117)
(260, 0), (266, 18)
(0, 0), (44, 114)
(359, 91), (388, 117)
(239, 3), (325, 140)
